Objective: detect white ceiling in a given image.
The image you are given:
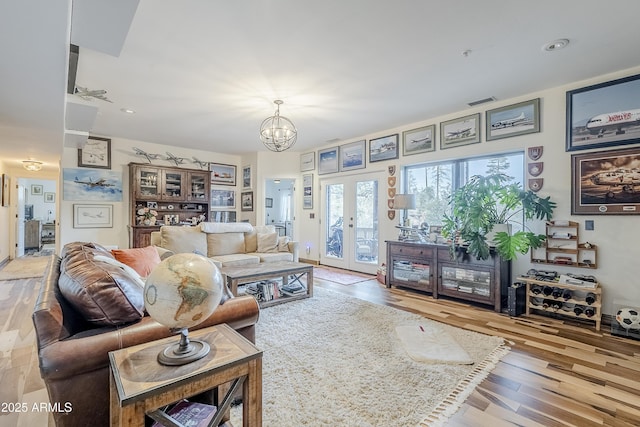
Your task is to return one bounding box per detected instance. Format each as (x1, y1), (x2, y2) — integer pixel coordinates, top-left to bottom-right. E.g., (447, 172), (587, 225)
(3, 0), (640, 171)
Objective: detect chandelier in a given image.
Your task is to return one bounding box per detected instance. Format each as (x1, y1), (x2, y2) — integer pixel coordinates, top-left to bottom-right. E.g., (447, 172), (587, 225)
(23, 160), (43, 171)
(260, 100), (297, 152)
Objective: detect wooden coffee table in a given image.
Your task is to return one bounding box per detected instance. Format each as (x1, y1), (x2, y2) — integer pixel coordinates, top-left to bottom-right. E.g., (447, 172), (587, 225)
(221, 261), (313, 308)
(109, 324), (262, 427)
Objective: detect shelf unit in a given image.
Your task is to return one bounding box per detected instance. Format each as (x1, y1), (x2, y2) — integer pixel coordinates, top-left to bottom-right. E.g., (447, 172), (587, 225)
(517, 276), (601, 330)
(531, 221), (598, 269)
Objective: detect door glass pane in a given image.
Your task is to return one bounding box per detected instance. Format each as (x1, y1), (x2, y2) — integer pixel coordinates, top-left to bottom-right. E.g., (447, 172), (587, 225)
(325, 183), (343, 258)
(355, 180), (378, 264)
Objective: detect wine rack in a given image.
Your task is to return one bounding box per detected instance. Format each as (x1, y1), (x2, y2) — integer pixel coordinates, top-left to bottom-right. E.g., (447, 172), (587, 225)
(517, 276), (601, 330)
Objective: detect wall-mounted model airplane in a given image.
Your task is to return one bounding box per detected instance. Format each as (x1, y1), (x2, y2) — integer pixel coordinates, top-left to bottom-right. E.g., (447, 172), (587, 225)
(492, 112), (526, 128)
(74, 85), (113, 103)
(586, 109), (640, 137)
(133, 147), (161, 163)
(165, 152), (187, 166)
(191, 157), (210, 169)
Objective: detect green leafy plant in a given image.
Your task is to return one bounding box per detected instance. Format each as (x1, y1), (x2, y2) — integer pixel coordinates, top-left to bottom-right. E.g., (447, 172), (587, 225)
(441, 173), (556, 260)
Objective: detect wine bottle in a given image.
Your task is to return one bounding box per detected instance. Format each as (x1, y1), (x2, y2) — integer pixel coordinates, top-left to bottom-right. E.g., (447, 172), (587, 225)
(585, 292), (596, 305)
(562, 289), (572, 300)
(584, 307), (595, 317)
(531, 285), (542, 295)
(542, 285), (553, 296)
(551, 300), (562, 310)
(573, 306), (584, 316)
(552, 287), (562, 299)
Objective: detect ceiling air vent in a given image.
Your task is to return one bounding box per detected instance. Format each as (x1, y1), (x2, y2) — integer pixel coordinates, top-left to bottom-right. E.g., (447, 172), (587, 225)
(467, 97), (496, 107)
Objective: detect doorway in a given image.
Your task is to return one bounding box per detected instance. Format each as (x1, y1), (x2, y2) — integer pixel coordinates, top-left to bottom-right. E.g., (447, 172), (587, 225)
(320, 173), (380, 274)
(264, 178), (295, 238)
(15, 178), (57, 257)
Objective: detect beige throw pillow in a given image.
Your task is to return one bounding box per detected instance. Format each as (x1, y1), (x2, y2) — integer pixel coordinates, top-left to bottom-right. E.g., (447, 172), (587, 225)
(278, 236), (291, 252)
(257, 232), (278, 253)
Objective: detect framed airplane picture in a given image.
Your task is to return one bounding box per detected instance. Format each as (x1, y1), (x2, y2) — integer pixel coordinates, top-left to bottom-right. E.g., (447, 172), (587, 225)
(567, 73), (640, 151)
(486, 99), (540, 141)
(440, 113), (480, 149)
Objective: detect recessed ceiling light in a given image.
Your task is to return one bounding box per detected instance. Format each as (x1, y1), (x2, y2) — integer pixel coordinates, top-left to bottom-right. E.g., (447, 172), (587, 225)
(543, 38), (569, 52)
(120, 108), (136, 114)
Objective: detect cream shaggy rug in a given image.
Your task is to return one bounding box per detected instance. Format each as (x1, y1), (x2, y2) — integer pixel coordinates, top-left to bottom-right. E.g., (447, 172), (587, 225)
(232, 288), (508, 426)
(0, 257), (50, 281)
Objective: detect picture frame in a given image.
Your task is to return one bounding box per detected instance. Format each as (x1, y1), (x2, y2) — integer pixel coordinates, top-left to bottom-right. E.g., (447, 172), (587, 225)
(303, 173), (313, 209)
(300, 152), (315, 171)
(242, 165), (252, 190)
(210, 210), (236, 223)
(63, 168), (123, 201)
(318, 147), (339, 175)
(339, 140), (366, 171)
(210, 188), (236, 208)
(241, 191), (254, 211)
(31, 185), (43, 195)
(146, 201), (158, 209)
(73, 204), (113, 228)
(571, 146), (640, 215)
(402, 125), (435, 156)
(1, 174), (7, 206)
(44, 192), (55, 203)
(265, 197), (273, 208)
(210, 163), (236, 186)
(369, 134), (399, 163)
(440, 113), (481, 149)
(486, 98), (540, 141)
(78, 136), (111, 169)
(566, 73), (640, 151)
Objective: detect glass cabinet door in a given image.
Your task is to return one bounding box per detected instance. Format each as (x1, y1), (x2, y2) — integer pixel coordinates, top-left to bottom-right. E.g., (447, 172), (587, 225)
(162, 170), (186, 200)
(188, 171), (209, 201)
(136, 167), (160, 199)
(392, 260), (431, 287)
(440, 265), (492, 298)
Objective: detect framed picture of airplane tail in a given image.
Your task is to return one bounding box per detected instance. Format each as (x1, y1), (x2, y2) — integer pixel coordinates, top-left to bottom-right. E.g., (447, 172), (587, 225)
(486, 98), (540, 141)
(571, 146), (640, 215)
(440, 113), (480, 149)
(567, 73), (640, 151)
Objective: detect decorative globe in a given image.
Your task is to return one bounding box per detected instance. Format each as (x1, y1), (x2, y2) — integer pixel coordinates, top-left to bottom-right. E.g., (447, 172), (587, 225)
(145, 253), (223, 329)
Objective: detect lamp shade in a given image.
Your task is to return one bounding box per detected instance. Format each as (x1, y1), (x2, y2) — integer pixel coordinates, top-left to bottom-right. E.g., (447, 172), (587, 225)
(394, 194), (416, 210)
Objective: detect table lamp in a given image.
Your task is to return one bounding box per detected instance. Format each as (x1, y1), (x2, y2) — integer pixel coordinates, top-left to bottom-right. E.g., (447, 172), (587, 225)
(394, 194), (416, 240)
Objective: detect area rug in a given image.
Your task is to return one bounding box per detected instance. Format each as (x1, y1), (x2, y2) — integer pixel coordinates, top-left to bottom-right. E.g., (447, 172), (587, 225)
(0, 257), (50, 281)
(231, 287), (509, 426)
(313, 267), (373, 285)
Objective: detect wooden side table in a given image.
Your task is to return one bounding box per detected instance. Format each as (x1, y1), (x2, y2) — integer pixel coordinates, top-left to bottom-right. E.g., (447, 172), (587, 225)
(109, 324), (262, 427)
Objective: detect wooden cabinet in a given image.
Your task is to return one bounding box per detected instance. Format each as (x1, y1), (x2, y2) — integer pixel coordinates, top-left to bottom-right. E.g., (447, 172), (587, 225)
(25, 220), (41, 250)
(386, 241), (510, 312)
(129, 163), (211, 248)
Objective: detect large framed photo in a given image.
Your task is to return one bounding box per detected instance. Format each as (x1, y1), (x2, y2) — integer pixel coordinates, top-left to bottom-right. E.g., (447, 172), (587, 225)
(571, 146), (640, 215)
(241, 191), (254, 211)
(73, 204), (113, 228)
(303, 173), (313, 209)
(486, 98), (540, 141)
(78, 136), (111, 169)
(210, 163), (236, 186)
(210, 188), (236, 208)
(300, 152), (315, 171)
(567, 73), (640, 151)
(369, 134), (399, 163)
(402, 125), (435, 156)
(440, 113), (480, 149)
(318, 147), (339, 175)
(339, 140), (366, 171)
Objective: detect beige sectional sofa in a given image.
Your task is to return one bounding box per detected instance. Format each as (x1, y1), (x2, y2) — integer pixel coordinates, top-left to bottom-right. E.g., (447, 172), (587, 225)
(150, 222), (298, 267)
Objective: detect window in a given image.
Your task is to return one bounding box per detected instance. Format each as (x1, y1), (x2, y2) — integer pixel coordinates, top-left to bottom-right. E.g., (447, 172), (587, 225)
(403, 151), (524, 228)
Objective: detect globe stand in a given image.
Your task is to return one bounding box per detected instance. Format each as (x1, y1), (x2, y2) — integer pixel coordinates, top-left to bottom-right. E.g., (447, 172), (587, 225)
(158, 328), (210, 366)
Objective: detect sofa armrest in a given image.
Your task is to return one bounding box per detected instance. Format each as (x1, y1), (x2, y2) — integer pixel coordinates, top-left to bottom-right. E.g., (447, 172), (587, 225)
(288, 241), (299, 262)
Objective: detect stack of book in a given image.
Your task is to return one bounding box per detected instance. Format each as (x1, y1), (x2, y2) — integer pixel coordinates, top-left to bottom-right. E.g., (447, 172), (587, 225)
(281, 282), (306, 297)
(151, 400), (217, 427)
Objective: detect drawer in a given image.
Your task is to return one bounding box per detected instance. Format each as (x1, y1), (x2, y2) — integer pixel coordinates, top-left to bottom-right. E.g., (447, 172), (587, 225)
(388, 243), (434, 258)
(437, 246), (496, 267)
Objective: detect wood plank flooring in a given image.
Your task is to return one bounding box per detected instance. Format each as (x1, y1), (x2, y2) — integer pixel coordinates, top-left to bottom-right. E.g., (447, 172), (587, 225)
(2, 260), (640, 426)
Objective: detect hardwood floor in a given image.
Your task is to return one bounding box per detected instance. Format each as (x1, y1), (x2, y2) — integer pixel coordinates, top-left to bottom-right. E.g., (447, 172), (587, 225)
(2, 261), (640, 426)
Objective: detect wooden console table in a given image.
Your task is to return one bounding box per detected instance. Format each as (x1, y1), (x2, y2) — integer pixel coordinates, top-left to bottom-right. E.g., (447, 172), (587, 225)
(109, 324), (262, 427)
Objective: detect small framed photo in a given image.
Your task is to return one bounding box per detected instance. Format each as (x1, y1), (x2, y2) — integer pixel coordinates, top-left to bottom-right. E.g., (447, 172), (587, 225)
(486, 98), (540, 141)
(300, 152), (315, 171)
(567, 73), (640, 151)
(303, 173), (313, 209)
(210, 163), (236, 186)
(73, 204), (113, 228)
(402, 125), (435, 156)
(369, 134), (399, 163)
(571, 146), (640, 215)
(31, 185), (43, 195)
(339, 140), (366, 171)
(265, 197), (273, 208)
(146, 201), (158, 209)
(318, 147), (339, 175)
(210, 188), (236, 208)
(242, 165), (252, 190)
(241, 191), (254, 211)
(78, 136), (111, 169)
(1, 174), (7, 206)
(44, 192), (55, 203)
(440, 113), (481, 149)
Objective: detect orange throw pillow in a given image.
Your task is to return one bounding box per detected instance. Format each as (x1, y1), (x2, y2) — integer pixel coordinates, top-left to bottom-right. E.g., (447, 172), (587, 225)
(111, 246), (161, 277)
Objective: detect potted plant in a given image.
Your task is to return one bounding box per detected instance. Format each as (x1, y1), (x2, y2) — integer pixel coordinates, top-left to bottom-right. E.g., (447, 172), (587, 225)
(441, 173), (556, 261)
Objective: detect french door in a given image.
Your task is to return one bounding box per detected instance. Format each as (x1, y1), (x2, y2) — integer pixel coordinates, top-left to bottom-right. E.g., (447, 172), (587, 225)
(320, 173), (380, 274)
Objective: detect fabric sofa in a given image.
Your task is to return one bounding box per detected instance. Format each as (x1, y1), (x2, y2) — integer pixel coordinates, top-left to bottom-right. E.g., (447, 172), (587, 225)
(150, 222), (299, 267)
(32, 242), (260, 427)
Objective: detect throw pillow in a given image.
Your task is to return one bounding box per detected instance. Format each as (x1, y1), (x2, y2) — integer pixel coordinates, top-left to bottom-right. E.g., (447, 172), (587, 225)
(257, 232), (278, 253)
(160, 225), (208, 255)
(245, 225), (276, 253)
(277, 235), (291, 252)
(93, 255), (146, 290)
(112, 246), (161, 277)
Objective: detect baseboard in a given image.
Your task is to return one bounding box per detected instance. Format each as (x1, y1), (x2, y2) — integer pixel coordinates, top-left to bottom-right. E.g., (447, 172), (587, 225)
(0, 256), (9, 268)
(299, 258), (319, 266)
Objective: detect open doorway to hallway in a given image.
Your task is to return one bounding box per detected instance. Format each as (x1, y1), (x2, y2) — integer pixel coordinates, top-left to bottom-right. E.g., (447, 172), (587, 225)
(264, 178), (295, 239)
(16, 178), (56, 257)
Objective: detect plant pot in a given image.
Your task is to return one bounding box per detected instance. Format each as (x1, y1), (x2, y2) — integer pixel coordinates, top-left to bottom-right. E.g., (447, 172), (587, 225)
(486, 223), (512, 245)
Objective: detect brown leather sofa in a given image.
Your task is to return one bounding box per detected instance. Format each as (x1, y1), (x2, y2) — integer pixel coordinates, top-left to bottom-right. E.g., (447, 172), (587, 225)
(33, 242), (260, 427)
